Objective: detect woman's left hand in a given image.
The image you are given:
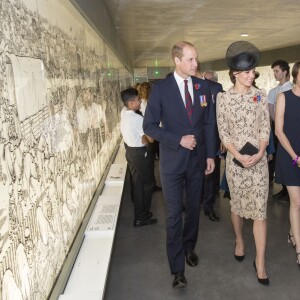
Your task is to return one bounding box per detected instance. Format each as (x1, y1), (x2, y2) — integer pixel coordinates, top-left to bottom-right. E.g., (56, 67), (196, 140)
(297, 156), (300, 168)
(243, 153), (263, 168)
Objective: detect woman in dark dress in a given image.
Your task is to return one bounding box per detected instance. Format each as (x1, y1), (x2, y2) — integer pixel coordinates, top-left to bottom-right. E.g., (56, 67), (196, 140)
(275, 61), (300, 266)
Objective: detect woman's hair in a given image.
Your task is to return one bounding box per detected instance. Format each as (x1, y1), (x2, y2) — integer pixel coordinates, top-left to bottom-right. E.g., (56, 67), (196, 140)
(138, 82), (151, 100)
(229, 69), (237, 84)
(133, 82), (141, 90)
(291, 61), (300, 84)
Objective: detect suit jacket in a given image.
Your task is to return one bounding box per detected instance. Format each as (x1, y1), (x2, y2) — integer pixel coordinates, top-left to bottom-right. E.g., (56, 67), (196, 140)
(206, 79), (223, 99)
(206, 79), (224, 154)
(143, 74), (216, 174)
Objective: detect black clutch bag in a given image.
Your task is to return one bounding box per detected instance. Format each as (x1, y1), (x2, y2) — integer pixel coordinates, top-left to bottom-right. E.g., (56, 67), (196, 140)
(233, 142), (259, 168)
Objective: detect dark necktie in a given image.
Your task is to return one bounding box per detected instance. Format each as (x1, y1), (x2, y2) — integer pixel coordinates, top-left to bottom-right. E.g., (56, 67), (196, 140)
(184, 79), (193, 124)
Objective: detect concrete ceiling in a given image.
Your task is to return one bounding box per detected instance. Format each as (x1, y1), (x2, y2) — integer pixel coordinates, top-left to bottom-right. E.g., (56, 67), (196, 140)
(102, 0), (300, 68)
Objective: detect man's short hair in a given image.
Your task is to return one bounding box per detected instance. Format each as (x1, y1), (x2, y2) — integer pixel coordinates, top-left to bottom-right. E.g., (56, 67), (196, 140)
(171, 41), (194, 62)
(271, 60), (290, 76)
(196, 61), (201, 73)
(204, 70), (218, 82)
(120, 87), (138, 107)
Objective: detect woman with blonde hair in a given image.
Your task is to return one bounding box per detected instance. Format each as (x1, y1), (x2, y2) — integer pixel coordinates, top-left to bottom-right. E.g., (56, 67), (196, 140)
(138, 81), (151, 116)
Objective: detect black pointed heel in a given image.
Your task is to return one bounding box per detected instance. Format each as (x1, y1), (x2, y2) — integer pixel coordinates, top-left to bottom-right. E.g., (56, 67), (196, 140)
(296, 253), (300, 267)
(234, 243), (245, 262)
(288, 233), (296, 248)
(234, 253), (245, 261)
(253, 260), (269, 285)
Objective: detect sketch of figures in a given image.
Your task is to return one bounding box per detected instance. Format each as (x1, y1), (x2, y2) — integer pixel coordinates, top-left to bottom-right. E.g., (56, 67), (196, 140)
(88, 100), (105, 130)
(2, 269), (23, 300)
(22, 148), (39, 202)
(88, 100), (107, 159)
(36, 206), (54, 246)
(0, 180), (10, 255)
(15, 244), (31, 300)
(61, 199), (75, 245)
(41, 108), (74, 154)
(0, 0), (132, 298)
(6, 55), (48, 122)
(74, 101), (89, 134)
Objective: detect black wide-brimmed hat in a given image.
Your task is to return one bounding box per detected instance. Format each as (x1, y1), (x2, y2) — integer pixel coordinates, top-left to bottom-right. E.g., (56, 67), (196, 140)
(226, 41), (260, 71)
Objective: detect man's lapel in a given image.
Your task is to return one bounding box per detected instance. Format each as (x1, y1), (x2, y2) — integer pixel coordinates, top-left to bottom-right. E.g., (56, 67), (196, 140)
(191, 77), (203, 124)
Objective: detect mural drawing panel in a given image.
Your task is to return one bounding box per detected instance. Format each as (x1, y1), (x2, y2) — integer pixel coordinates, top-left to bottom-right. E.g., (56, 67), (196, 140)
(0, 0), (132, 298)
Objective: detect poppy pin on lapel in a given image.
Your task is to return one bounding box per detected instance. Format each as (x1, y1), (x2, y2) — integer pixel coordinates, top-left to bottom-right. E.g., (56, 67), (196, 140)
(194, 83), (200, 90)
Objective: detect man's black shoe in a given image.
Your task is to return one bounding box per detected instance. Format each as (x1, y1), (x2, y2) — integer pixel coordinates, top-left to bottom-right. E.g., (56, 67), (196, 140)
(133, 218), (157, 227)
(172, 272), (187, 288)
(223, 191), (231, 199)
(147, 211), (153, 219)
(278, 196), (290, 203)
(154, 185), (162, 192)
(204, 210), (219, 222)
(185, 250), (198, 267)
(272, 187), (288, 200)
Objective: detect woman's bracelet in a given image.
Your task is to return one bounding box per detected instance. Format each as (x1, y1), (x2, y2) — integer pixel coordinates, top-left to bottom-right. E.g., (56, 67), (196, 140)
(292, 155), (299, 166)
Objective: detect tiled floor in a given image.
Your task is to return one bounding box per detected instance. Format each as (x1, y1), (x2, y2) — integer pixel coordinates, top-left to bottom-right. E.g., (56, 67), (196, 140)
(105, 163), (300, 300)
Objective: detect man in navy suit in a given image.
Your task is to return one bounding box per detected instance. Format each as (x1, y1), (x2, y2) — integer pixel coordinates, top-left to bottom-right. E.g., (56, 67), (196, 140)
(143, 41), (216, 288)
(198, 69), (224, 221)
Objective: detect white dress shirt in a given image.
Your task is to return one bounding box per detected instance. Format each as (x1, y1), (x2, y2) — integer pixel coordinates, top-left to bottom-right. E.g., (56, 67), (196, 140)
(140, 99), (147, 116)
(174, 71), (194, 106)
(120, 107), (145, 147)
(268, 81), (293, 105)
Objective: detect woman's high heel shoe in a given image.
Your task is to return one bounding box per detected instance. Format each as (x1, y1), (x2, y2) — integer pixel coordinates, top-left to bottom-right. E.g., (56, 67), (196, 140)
(296, 253), (300, 266)
(234, 243), (245, 262)
(234, 253), (245, 261)
(288, 233), (296, 248)
(253, 260), (269, 285)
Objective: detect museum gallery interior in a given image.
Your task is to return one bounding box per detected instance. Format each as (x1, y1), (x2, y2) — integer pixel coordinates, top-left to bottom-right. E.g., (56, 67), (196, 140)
(0, 0), (300, 299)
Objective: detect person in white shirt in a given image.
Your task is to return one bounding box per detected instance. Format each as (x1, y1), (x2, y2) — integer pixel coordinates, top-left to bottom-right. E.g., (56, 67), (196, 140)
(268, 60), (293, 200)
(268, 60), (293, 121)
(120, 87), (157, 227)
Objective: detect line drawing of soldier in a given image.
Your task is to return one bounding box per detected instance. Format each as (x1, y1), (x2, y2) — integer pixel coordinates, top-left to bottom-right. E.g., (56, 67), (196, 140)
(2, 269), (23, 300)
(15, 243), (31, 300)
(0, 175), (10, 254)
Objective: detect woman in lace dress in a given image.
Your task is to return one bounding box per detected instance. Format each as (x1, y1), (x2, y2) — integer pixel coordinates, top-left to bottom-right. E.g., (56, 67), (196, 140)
(217, 41), (270, 285)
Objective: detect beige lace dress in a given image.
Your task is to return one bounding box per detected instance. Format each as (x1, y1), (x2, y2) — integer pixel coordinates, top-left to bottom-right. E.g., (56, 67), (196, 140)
(217, 86), (270, 220)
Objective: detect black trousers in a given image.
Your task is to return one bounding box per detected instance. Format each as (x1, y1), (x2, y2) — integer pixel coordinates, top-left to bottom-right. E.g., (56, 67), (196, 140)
(202, 157), (220, 212)
(125, 146), (155, 221)
(161, 152), (204, 274)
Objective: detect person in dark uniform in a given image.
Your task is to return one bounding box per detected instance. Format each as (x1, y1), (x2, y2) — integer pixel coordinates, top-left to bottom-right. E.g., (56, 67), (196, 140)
(199, 67), (224, 221)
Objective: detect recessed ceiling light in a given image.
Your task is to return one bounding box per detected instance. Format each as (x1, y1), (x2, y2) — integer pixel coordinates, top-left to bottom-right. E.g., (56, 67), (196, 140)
(241, 33), (249, 37)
